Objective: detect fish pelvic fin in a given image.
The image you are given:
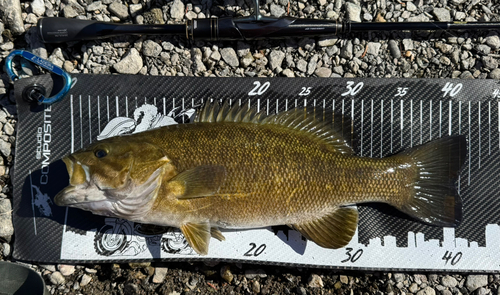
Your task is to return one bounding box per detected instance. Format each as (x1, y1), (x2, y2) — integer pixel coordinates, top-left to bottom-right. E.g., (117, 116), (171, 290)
(291, 206), (358, 249)
(167, 165), (227, 199)
(181, 222), (211, 255)
(194, 100), (355, 155)
(393, 135), (467, 227)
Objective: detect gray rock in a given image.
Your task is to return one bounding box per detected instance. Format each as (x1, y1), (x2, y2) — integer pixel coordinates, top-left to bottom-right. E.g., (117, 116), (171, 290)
(296, 60), (307, 72)
(63, 5), (79, 18)
(308, 274), (324, 288)
(333, 66), (343, 75)
(2, 0), (25, 34)
(482, 56), (498, 70)
(393, 273), (405, 283)
(252, 281), (260, 294)
(25, 13), (38, 24)
(489, 68), (500, 79)
(345, 2), (361, 22)
(485, 34), (500, 50)
(170, 0), (185, 19)
(93, 45), (104, 55)
(142, 40), (162, 57)
(3, 122), (18, 136)
(80, 274), (92, 287)
(0, 139), (11, 158)
(315, 67), (332, 77)
(240, 52), (254, 68)
(49, 272), (66, 285)
(476, 44), (491, 55)
(113, 48), (143, 74)
(416, 286), (436, 295)
(129, 4), (142, 16)
(409, 283), (419, 293)
(366, 42), (381, 55)
(39, 264), (57, 272)
(441, 275), (457, 288)
(143, 8), (164, 24)
(31, 0), (46, 16)
(388, 40), (401, 58)
(318, 36), (338, 47)
(0, 199), (14, 237)
(192, 49), (206, 74)
(153, 267), (168, 283)
(268, 50), (285, 70)
(432, 8), (451, 21)
(48, 48), (65, 68)
(408, 14), (429, 22)
(108, 2), (129, 19)
(2, 243), (10, 257)
(435, 42), (453, 54)
(162, 42), (175, 51)
(466, 275), (488, 292)
(340, 41), (353, 59)
(307, 55), (319, 75)
(220, 48), (239, 67)
(402, 39), (414, 51)
(270, 4), (285, 17)
(86, 1), (103, 11)
(281, 69), (294, 77)
(210, 50), (221, 61)
(406, 2), (417, 11)
(244, 269), (266, 279)
(58, 264), (76, 276)
(439, 56), (451, 65)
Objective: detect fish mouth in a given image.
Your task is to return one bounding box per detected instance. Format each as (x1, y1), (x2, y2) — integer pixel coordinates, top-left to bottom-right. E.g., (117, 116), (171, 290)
(54, 156), (107, 206)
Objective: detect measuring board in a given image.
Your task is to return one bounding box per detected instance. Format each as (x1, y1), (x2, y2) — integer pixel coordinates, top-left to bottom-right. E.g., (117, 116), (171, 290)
(11, 74), (500, 271)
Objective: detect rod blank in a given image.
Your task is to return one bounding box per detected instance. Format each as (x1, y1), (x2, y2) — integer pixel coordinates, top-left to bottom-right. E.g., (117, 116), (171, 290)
(38, 17), (500, 43)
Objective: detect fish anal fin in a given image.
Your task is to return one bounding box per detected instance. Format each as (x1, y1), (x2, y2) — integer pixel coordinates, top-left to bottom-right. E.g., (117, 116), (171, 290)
(167, 165), (226, 199)
(181, 222), (211, 255)
(292, 207), (358, 249)
(211, 227), (226, 241)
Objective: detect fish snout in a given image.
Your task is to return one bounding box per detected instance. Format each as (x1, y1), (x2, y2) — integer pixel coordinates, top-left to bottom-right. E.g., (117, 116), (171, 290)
(63, 155), (90, 186)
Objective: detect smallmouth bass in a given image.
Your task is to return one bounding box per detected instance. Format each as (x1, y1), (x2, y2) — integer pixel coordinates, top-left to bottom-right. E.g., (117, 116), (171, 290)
(54, 101), (466, 255)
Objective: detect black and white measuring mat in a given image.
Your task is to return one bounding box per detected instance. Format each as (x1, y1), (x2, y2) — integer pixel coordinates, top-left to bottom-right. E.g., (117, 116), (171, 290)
(11, 73), (500, 271)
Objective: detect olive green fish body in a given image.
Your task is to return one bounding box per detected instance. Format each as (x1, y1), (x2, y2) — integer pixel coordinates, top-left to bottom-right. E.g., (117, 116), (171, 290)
(54, 101), (466, 255)
(138, 122), (412, 228)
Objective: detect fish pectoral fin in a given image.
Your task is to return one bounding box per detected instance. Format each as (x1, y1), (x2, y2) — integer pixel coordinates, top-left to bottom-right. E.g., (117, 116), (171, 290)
(180, 222), (211, 255)
(210, 227), (226, 241)
(292, 206), (359, 249)
(167, 165), (226, 199)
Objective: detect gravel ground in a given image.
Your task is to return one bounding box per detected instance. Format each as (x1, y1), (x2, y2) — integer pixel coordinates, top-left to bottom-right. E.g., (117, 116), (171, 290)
(1, 0), (500, 294)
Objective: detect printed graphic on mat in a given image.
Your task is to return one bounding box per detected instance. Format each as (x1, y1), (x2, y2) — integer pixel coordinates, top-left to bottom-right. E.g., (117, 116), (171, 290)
(11, 75), (500, 270)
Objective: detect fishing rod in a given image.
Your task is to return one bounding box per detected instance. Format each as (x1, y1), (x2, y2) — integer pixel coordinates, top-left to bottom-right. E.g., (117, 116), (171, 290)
(39, 0), (500, 43)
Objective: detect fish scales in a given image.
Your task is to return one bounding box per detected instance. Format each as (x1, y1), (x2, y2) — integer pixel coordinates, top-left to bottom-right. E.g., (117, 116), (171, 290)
(135, 122), (414, 227)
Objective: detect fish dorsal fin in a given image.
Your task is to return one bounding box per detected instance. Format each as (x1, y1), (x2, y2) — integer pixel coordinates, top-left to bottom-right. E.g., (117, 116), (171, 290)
(181, 222), (211, 255)
(166, 165), (227, 199)
(194, 100), (354, 154)
(291, 206), (358, 249)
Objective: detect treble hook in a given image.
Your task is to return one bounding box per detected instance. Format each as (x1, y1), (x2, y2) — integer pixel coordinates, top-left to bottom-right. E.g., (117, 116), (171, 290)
(5, 49), (74, 104)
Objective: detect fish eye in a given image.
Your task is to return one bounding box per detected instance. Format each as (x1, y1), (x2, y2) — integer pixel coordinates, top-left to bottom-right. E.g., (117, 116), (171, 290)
(94, 149), (108, 158)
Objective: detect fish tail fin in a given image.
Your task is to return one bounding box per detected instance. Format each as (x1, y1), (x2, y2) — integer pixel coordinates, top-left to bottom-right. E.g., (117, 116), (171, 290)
(394, 135), (467, 227)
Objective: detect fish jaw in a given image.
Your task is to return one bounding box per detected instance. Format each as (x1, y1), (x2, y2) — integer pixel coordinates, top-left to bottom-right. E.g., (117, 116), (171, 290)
(54, 184), (116, 216)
